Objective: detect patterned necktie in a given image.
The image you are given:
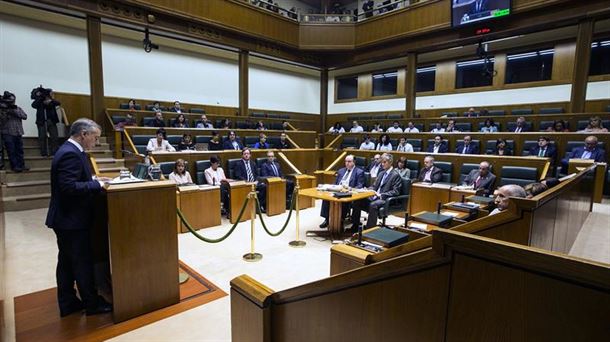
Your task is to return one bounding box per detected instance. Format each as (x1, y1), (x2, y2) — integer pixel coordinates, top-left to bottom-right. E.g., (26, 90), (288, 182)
(271, 163), (278, 177)
(245, 161), (254, 182)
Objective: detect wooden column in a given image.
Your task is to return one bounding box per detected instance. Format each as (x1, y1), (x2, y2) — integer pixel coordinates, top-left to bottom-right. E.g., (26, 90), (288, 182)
(86, 16), (105, 126)
(320, 68), (328, 133)
(569, 19), (595, 114)
(239, 50), (249, 117)
(405, 53), (417, 118)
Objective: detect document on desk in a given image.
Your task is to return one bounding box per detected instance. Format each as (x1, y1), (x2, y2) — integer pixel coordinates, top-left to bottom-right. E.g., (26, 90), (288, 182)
(409, 222), (428, 231)
(441, 211), (460, 217)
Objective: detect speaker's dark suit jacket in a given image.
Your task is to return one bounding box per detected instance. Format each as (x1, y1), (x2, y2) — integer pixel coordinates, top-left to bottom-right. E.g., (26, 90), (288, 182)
(353, 168), (403, 228)
(530, 145), (557, 162)
(417, 166), (443, 183)
(260, 161), (283, 178)
(427, 143), (448, 154)
(455, 142), (479, 155)
(320, 167), (365, 220)
(234, 159), (259, 181)
(463, 169), (496, 196)
(46, 141), (102, 231)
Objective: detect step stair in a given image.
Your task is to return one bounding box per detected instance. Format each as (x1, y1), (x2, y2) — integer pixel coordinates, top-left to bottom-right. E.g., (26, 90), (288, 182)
(2, 193), (50, 212)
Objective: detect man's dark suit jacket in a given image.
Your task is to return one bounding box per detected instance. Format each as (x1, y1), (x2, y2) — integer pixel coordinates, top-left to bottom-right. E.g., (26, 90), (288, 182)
(530, 145), (557, 162)
(222, 139), (243, 150)
(455, 142), (479, 155)
(417, 166), (443, 183)
(427, 143), (448, 154)
(512, 125), (529, 133)
(45, 141), (102, 230)
(463, 169), (496, 195)
(370, 169), (402, 200)
(260, 161), (283, 178)
(334, 167), (366, 189)
(234, 159), (259, 181)
(567, 147), (606, 162)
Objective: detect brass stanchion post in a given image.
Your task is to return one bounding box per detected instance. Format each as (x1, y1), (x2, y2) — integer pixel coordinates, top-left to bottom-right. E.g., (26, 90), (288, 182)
(243, 183), (263, 262)
(289, 179), (306, 247)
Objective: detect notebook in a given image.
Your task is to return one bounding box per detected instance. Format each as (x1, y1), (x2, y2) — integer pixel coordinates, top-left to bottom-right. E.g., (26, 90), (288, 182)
(362, 227), (409, 248)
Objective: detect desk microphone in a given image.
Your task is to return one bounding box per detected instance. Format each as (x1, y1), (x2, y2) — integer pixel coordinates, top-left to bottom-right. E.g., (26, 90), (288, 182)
(357, 224), (363, 245)
(436, 202), (442, 215)
(404, 213), (409, 228)
(461, 195), (465, 203)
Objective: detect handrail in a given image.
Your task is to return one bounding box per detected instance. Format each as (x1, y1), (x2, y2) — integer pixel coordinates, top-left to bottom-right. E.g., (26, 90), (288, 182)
(277, 152), (302, 175)
(324, 134), (343, 149)
(123, 127), (141, 156)
(284, 134), (301, 149)
(324, 151), (347, 172)
(88, 155), (101, 176)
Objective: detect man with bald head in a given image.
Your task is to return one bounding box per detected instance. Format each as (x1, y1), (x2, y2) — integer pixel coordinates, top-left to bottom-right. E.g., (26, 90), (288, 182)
(561, 135), (606, 173)
(319, 154), (366, 228)
(462, 161), (496, 195)
(417, 155), (443, 183)
(489, 184), (527, 215)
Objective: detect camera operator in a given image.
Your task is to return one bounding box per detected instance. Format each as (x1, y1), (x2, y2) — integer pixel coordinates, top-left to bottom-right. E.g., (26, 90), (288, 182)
(31, 86), (60, 156)
(0, 91), (28, 172)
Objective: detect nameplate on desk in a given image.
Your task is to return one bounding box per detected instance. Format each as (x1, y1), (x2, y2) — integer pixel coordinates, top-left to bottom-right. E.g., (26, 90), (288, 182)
(178, 184), (200, 191)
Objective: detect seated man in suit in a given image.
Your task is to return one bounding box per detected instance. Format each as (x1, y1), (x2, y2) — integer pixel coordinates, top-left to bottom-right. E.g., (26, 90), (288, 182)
(169, 100), (183, 113)
(427, 135), (448, 154)
(233, 148), (267, 212)
(222, 131), (243, 150)
(530, 136), (557, 163)
(511, 116), (529, 133)
(417, 155), (443, 183)
(455, 135), (479, 154)
(561, 135), (606, 174)
(319, 154), (365, 228)
(260, 151), (294, 207)
(489, 184), (527, 216)
(462, 161), (496, 196)
(352, 153), (403, 229)
(368, 153), (382, 178)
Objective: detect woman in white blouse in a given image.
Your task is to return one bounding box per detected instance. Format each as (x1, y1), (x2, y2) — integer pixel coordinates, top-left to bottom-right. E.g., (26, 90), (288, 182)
(168, 158), (193, 185)
(376, 134), (393, 151)
(204, 156), (229, 215)
(395, 137), (414, 152)
(147, 129), (176, 152)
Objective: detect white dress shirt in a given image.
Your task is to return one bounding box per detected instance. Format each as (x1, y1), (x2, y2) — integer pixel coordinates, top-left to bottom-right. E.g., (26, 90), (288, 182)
(359, 141), (376, 150)
(396, 143), (414, 153)
(169, 171), (193, 185)
(387, 127), (403, 133)
(328, 127), (346, 133)
(376, 143), (393, 151)
(204, 167), (226, 185)
(404, 127), (419, 133)
(350, 126), (364, 133)
(431, 128), (445, 133)
(147, 138), (176, 152)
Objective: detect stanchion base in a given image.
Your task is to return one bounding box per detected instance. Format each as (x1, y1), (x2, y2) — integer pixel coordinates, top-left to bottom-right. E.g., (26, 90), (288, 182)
(289, 240), (306, 248)
(179, 271), (190, 284)
(243, 253), (263, 262)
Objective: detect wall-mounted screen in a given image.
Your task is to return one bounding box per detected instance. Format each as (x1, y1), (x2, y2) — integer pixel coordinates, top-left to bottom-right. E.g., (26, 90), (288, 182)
(452, 0), (511, 27)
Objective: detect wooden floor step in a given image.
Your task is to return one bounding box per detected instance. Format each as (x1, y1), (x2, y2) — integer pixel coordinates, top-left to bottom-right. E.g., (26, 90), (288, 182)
(2, 180), (50, 197)
(1, 168), (50, 184)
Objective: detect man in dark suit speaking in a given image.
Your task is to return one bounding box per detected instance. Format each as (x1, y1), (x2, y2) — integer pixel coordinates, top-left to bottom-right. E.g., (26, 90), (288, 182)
(319, 154), (365, 228)
(352, 153), (403, 229)
(462, 161), (496, 196)
(45, 118), (112, 317)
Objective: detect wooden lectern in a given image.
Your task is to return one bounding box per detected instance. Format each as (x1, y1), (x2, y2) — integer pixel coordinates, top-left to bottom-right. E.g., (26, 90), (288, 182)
(264, 177), (286, 216)
(105, 180), (180, 323)
(177, 185), (221, 232)
(293, 174), (316, 209)
(229, 181), (254, 224)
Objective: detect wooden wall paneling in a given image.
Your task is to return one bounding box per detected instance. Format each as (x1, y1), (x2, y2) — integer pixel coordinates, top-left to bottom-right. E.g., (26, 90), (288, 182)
(569, 20), (595, 113)
(358, 73), (372, 100)
(552, 42), (576, 82)
(405, 54), (416, 117)
(239, 50), (249, 117)
(53, 92), (92, 124)
(299, 24), (355, 50)
(529, 198), (558, 251)
(396, 67), (406, 97)
(86, 16), (105, 127)
(493, 53), (506, 87)
(434, 60), (455, 93)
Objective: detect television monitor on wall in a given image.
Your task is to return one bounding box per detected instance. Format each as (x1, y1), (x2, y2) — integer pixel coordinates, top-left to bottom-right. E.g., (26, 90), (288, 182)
(452, 0), (511, 27)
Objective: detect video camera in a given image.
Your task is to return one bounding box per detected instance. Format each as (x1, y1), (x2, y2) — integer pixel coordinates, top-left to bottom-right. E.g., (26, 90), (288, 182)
(0, 91), (17, 110)
(30, 85), (53, 101)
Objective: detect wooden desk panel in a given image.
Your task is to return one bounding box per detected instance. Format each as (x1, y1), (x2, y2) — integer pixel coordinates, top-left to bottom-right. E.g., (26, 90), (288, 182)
(265, 177), (286, 216)
(230, 182), (255, 224)
(293, 175), (316, 209)
(106, 181), (179, 323)
(178, 185), (221, 232)
(408, 183), (452, 214)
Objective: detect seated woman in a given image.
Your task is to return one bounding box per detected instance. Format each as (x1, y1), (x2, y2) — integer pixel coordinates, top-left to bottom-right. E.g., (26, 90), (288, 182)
(208, 131), (222, 151)
(204, 155), (230, 215)
(177, 134), (195, 151)
(579, 116), (608, 133)
(328, 122), (345, 134)
(480, 118), (498, 133)
(493, 138), (512, 156)
(396, 157), (411, 180)
(547, 120), (570, 132)
(376, 134), (393, 151)
(146, 128), (176, 152)
(370, 123), (383, 133)
(168, 158), (193, 185)
(253, 134), (269, 149)
(172, 113), (189, 128)
(255, 120), (266, 130)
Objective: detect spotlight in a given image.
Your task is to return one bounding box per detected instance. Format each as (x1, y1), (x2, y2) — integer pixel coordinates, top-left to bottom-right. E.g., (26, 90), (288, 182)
(143, 27), (159, 53)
